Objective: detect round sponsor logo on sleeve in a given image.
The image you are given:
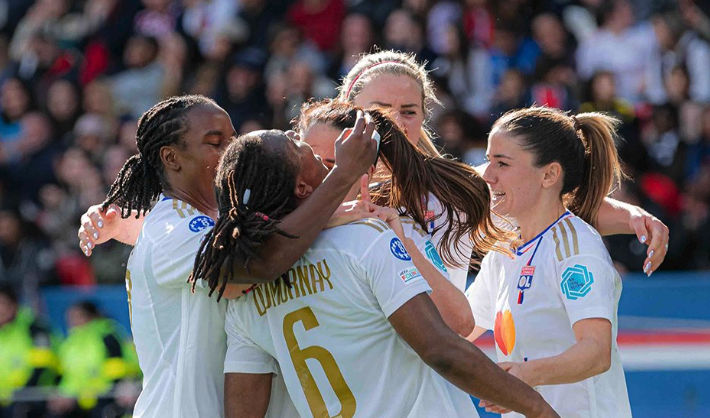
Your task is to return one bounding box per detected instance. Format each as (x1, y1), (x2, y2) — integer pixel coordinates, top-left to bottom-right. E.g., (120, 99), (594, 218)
(189, 215), (215, 232)
(390, 237), (411, 261)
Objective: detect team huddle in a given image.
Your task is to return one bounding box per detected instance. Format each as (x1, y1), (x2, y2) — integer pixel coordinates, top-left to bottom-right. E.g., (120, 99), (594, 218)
(78, 51), (669, 418)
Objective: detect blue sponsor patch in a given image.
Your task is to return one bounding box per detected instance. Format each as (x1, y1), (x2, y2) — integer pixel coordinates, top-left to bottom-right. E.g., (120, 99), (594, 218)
(424, 240), (447, 272)
(189, 215), (215, 232)
(390, 237), (411, 261)
(561, 264), (594, 300)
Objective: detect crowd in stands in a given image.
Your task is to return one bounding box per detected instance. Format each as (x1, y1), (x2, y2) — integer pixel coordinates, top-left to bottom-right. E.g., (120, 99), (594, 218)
(0, 0), (709, 410)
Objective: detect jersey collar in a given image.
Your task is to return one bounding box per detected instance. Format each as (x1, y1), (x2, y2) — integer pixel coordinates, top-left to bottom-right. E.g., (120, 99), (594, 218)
(515, 210), (572, 256)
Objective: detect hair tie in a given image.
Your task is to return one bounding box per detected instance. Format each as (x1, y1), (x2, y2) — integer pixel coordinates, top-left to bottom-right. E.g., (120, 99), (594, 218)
(571, 115), (581, 131)
(345, 61), (404, 98)
(232, 226), (240, 239)
(255, 212), (270, 222)
(242, 189), (251, 205)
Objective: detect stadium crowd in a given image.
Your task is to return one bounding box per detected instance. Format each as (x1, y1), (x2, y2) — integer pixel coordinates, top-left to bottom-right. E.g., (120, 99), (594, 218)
(0, 0), (709, 415)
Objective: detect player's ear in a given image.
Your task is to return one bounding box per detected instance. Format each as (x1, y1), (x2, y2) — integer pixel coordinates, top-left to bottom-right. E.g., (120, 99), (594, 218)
(294, 178), (314, 200)
(160, 145), (181, 173)
(541, 161), (562, 189)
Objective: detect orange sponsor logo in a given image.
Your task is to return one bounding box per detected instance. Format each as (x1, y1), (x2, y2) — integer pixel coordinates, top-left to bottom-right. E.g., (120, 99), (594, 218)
(494, 310), (516, 355)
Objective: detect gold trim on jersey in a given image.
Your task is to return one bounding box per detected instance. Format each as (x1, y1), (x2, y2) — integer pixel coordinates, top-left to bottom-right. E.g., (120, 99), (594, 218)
(551, 219), (580, 261)
(253, 259), (334, 316)
(172, 199), (196, 218)
(400, 217), (427, 237)
(350, 218), (390, 233)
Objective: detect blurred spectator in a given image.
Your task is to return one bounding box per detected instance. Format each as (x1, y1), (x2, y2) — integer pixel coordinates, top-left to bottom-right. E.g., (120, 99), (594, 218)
(580, 70), (646, 174)
(0, 77), (34, 147)
(44, 79), (81, 141)
(576, 0), (655, 102)
(645, 8), (710, 104)
(0, 207), (55, 305)
(214, 47), (269, 132)
(133, 0), (179, 39)
(109, 34), (163, 119)
(489, 69), (527, 121)
(328, 13), (375, 82)
(435, 109), (487, 166)
(287, 0), (346, 52)
(264, 24), (325, 81)
(0, 284), (57, 418)
(48, 301), (136, 418)
(431, 23), (493, 118)
(383, 9), (436, 65)
(181, 0), (241, 58)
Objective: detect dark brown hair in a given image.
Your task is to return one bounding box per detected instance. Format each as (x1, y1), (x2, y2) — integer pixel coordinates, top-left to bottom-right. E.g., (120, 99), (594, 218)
(296, 99), (509, 266)
(491, 106), (624, 226)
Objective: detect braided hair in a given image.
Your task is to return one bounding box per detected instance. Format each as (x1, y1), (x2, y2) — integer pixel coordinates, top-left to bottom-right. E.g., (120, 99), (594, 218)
(190, 130), (300, 300)
(101, 95), (217, 218)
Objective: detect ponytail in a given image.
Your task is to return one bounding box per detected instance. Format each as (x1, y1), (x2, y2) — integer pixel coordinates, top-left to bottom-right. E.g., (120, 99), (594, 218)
(492, 106), (625, 228)
(568, 113), (625, 226)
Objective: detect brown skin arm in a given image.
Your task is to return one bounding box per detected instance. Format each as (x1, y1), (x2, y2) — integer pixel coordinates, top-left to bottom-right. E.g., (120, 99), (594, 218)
(224, 373), (273, 418)
(388, 294), (559, 418)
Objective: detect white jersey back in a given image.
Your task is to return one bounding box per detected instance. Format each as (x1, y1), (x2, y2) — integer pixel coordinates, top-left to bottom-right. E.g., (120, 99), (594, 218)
(467, 212), (631, 418)
(127, 196), (226, 418)
(225, 218), (478, 418)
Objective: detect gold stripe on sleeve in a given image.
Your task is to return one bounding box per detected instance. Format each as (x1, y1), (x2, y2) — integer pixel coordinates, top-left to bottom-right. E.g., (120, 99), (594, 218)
(564, 218), (579, 256)
(182, 201), (195, 216)
(551, 226), (563, 261)
(558, 221), (571, 258)
(351, 219), (386, 233)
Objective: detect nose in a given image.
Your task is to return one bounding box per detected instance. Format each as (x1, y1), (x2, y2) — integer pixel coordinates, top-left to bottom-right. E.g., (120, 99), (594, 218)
(481, 162), (494, 184)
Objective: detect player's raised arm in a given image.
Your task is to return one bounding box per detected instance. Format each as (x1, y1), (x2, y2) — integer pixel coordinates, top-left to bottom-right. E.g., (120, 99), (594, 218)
(240, 114), (377, 281)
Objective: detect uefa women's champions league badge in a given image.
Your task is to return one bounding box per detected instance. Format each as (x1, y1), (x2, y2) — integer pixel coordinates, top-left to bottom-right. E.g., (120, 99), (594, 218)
(517, 266), (535, 304)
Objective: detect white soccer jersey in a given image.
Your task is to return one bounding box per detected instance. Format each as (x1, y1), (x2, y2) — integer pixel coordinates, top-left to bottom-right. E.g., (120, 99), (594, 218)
(400, 214), (451, 280)
(126, 196), (227, 418)
(225, 218), (479, 418)
(466, 211), (632, 418)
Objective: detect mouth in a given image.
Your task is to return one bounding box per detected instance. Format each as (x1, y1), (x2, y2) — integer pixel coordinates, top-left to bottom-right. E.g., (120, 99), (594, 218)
(491, 191), (506, 202)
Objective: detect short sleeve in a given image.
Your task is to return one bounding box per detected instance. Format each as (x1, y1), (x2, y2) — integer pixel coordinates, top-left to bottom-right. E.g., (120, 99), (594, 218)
(465, 255), (495, 330)
(151, 214), (213, 288)
(224, 306), (278, 375)
(557, 254), (616, 326)
(408, 231), (451, 282)
(359, 230), (432, 317)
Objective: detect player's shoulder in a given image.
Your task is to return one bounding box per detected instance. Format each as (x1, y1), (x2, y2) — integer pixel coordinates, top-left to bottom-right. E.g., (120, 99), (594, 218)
(548, 214), (609, 264)
(399, 215), (428, 239)
(318, 217), (397, 257)
(143, 196), (215, 243)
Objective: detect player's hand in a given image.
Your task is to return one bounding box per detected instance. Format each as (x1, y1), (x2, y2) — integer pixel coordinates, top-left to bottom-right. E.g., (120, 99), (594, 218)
(78, 204), (121, 256)
(629, 210), (669, 276)
(478, 399), (512, 415)
(331, 110), (377, 183)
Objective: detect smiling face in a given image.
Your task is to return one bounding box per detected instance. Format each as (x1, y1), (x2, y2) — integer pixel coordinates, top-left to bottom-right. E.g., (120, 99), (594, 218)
(482, 129), (548, 221)
(168, 103), (236, 201)
(353, 74), (424, 146)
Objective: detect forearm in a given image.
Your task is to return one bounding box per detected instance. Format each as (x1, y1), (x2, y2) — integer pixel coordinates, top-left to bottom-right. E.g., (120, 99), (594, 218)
(403, 238), (474, 336)
(526, 339), (610, 386)
(225, 373), (271, 418)
(242, 169), (356, 280)
(595, 197), (640, 236)
(116, 212), (145, 245)
(430, 337), (549, 416)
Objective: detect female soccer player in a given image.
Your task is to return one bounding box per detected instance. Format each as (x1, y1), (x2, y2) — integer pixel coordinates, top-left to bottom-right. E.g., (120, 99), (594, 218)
(467, 107), (632, 417)
(94, 95), (376, 417)
(193, 129), (560, 418)
(338, 50), (669, 286)
(295, 98), (500, 335)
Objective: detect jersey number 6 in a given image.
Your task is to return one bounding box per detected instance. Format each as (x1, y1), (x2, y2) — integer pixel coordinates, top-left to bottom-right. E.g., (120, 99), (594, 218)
(283, 307), (356, 418)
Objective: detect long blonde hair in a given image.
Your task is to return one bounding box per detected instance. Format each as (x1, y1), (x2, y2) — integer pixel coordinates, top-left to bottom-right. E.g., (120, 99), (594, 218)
(338, 50), (442, 157)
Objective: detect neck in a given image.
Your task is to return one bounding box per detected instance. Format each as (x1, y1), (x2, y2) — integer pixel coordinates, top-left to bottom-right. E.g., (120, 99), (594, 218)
(514, 197), (567, 243)
(164, 188), (218, 220)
